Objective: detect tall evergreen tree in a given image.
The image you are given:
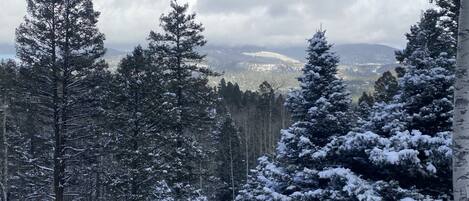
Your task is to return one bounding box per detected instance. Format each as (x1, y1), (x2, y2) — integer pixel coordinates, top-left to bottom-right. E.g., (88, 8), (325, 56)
(276, 30), (352, 198)
(396, 8), (456, 134)
(3, 62), (56, 200)
(258, 81), (276, 153)
(15, 0), (107, 199)
(0, 60), (18, 200)
(105, 46), (170, 200)
(237, 31), (353, 200)
(284, 30), (351, 148)
(214, 115), (245, 201)
(147, 1), (217, 199)
(238, 9), (458, 197)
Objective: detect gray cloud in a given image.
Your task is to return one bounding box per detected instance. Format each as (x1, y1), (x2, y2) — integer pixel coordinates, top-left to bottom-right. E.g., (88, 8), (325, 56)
(0, 0), (432, 49)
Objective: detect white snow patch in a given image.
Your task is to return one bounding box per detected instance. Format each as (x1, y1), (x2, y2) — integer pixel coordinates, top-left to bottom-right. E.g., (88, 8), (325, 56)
(243, 51), (301, 63)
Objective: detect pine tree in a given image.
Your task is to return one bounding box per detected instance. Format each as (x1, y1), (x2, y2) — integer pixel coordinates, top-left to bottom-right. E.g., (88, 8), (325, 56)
(214, 115), (245, 200)
(373, 71), (398, 103)
(357, 92), (374, 120)
(105, 46), (170, 200)
(258, 81), (275, 153)
(15, 0), (107, 199)
(147, 1), (217, 199)
(4, 63), (55, 200)
(0, 60), (17, 200)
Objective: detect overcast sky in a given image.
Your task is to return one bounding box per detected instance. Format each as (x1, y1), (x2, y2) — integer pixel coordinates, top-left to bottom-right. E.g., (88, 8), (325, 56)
(0, 0), (432, 49)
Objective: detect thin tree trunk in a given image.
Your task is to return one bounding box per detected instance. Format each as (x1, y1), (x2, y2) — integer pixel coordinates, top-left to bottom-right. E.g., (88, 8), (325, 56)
(52, 9), (65, 200)
(229, 136), (235, 200)
(1, 105), (7, 201)
(453, 0), (469, 200)
(96, 162), (101, 201)
(244, 115), (249, 183)
(269, 97), (273, 152)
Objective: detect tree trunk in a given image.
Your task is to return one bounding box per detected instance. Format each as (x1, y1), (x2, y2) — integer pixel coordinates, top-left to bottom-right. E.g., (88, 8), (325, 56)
(52, 12), (64, 201)
(229, 136), (235, 200)
(453, 0), (469, 200)
(1, 105), (7, 201)
(244, 116), (249, 183)
(268, 98), (272, 152)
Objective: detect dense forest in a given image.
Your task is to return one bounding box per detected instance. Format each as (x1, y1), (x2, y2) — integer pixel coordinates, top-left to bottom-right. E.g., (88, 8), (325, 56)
(0, 0), (464, 200)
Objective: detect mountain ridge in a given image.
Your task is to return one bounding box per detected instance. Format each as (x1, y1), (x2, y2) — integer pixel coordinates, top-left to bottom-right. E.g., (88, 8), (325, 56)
(0, 43), (399, 99)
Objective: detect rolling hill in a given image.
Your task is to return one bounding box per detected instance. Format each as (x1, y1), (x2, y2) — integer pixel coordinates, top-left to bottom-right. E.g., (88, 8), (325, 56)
(0, 43), (399, 99)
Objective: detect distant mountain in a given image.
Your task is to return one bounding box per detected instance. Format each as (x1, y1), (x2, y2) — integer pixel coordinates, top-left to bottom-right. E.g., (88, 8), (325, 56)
(0, 44), (127, 61)
(199, 43), (397, 70)
(0, 42), (400, 99)
(333, 43), (398, 65)
(0, 44), (14, 54)
(239, 43), (398, 64)
(200, 46), (303, 72)
(198, 44), (399, 99)
(105, 48), (127, 57)
(0, 44), (15, 60)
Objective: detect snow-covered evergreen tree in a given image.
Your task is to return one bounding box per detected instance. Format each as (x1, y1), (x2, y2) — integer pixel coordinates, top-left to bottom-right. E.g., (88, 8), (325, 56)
(279, 31), (351, 168)
(147, 1), (218, 199)
(238, 30), (353, 200)
(284, 30), (351, 148)
(357, 92), (374, 121)
(15, 0), (108, 199)
(236, 156), (289, 201)
(104, 46), (171, 200)
(239, 4), (458, 197)
(301, 3), (457, 199)
(214, 115), (245, 200)
(396, 8), (456, 134)
(309, 4), (457, 199)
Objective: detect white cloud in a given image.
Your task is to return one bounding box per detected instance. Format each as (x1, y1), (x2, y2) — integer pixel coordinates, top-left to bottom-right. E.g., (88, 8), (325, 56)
(0, 0), (432, 49)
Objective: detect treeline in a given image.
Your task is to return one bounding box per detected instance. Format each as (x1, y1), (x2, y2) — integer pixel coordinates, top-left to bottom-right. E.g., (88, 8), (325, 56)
(0, 0), (291, 200)
(217, 78), (290, 173)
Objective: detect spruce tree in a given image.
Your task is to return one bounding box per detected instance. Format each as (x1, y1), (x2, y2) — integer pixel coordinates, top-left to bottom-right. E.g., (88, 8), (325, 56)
(236, 156), (289, 201)
(238, 31), (353, 200)
(283, 30), (351, 148)
(318, 4), (458, 198)
(238, 9), (457, 197)
(277, 30), (352, 199)
(273, 3), (457, 199)
(396, 9), (456, 134)
(15, 0), (107, 199)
